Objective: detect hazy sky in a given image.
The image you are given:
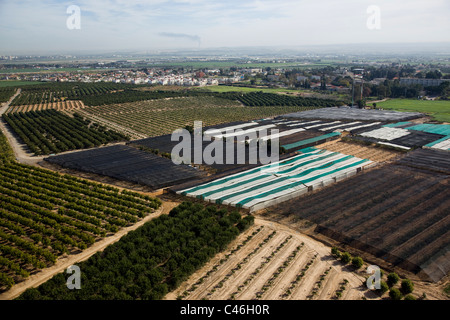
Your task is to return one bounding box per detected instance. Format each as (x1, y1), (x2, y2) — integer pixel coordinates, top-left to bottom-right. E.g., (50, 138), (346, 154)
(0, 0), (449, 54)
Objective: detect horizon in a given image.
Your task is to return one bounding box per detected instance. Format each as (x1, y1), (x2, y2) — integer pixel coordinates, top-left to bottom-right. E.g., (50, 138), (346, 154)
(1, 0), (449, 55)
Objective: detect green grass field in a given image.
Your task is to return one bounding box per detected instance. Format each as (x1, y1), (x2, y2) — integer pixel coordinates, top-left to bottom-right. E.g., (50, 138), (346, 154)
(376, 99), (450, 123)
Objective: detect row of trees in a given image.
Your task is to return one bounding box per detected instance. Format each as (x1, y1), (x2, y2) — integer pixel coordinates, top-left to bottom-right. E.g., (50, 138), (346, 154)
(10, 82), (139, 106)
(331, 247), (416, 300)
(18, 202), (254, 300)
(223, 92), (343, 107)
(0, 87), (16, 103)
(0, 135), (162, 290)
(2, 109), (129, 155)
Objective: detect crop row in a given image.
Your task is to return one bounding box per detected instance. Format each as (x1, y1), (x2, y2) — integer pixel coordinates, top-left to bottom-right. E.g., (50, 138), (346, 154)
(0, 132), (161, 290)
(280, 253), (318, 299)
(179, 225), (264, 300)
(0, 87), (16, 103)
(234, 92), (343, 107)
(307, 266), (332, 300)
(255, 243), (304, 299)
(204, 230), (278, 299)
(10, 82), (138, 106)
(229, 235), (293, 300)
(84, 100), (319, 136)
(2, 109), (129, 155)
(18, 202), (252, 300)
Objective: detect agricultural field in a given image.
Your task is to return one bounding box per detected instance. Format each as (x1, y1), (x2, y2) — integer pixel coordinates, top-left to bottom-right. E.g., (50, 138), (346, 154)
(83, 96), (322, 137)
(17, 202), (254, 300)
(167, 219), (439, 300)
(260, 161), (449, 282)
(9, 82), (139, 106)
(0, 81), (45, 88)
(234, 92), (342, 107)
(0, 88), (17, 103)
(316, 140), (403, 163)
(45, 144), (206, 190)
(0, 130), (162, 291)
(205, 85), (301, 94)
(178, 147), (375, 213)
(376, 99), (450, 123)
(7, 100), (85, 113)
(2, 109), (129, 155)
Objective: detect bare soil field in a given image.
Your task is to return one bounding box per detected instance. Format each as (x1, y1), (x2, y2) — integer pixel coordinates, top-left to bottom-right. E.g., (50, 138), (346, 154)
(316, 139), (403, 163)
(166, 218), (384, 301)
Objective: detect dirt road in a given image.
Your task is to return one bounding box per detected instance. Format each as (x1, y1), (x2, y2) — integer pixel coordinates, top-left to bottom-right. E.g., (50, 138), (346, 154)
(0, 200), (179, 300)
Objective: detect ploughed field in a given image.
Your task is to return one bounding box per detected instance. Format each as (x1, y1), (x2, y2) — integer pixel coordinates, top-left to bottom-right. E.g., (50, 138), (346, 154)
(167, 220), (376, 301)
(261, 161), (450, 282)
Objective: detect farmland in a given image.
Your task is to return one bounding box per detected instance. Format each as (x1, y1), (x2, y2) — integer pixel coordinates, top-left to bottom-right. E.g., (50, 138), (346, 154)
(7, 100), (85, 113)
(45, 144), (206, 190)
(0, 81), (45, 88)
(316, 140), (403, 163)
(0, 88), (17, 103)
(17, 202), (254, 300)
(83, 96), (322, 137)
(9, 82), (138, 106)
(2, 110), (129, 155)
(260, 161), (449, 282)
(376, 99), (450, 123)
(167, 219), (390, 300)
(0, 130), (161, 291)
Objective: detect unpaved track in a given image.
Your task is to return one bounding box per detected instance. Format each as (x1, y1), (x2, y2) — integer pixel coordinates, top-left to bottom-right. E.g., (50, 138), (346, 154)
(0, 88), (48, 165)
(0, 200), (178, 300)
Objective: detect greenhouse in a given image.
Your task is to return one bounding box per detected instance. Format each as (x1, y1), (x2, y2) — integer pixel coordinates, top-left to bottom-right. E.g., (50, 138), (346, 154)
(179, 147), (374, 212)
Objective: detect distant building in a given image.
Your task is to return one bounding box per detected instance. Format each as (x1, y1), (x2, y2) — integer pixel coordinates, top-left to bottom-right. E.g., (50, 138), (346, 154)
(400, 78), (446, 86)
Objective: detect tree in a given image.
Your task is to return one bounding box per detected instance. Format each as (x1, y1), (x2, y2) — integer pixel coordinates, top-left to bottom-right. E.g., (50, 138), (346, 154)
(331, 247), (340, 257)
(340, 252), (351, 264)
(351, 256), (364, 269)
(389, 288), (403, 300)
(404, 294), (416, 300)
(401, 279), (414, 294)
(387, 273), (400, 287)
(378, 281), (389, 295)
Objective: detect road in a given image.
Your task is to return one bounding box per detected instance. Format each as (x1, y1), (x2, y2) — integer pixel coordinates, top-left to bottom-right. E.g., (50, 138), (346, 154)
(0, 88), (46, 165)
(0, 200), (179, 300)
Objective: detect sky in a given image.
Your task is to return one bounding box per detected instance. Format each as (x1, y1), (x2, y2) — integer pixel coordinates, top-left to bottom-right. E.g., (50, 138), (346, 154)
(0, 0), (449, 54)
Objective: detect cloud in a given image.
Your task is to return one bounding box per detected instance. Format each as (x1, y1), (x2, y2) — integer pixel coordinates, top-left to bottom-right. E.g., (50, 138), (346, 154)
(0, 0), (448, 53)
